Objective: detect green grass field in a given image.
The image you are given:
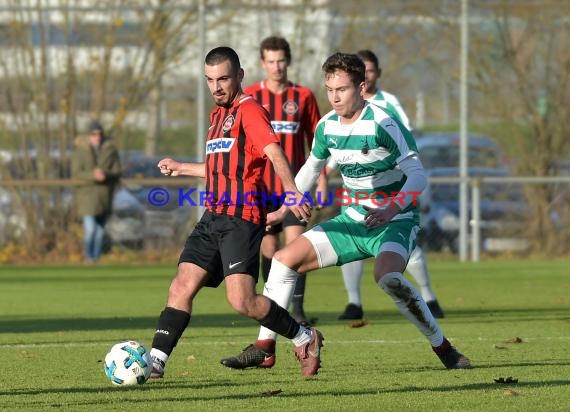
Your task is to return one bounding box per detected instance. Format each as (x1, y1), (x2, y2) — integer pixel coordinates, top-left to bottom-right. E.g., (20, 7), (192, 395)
(1, 259), (569, 411)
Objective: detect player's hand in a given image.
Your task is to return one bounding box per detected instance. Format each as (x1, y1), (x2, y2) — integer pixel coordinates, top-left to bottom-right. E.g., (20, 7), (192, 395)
(315, 189), (329, 210)
(157, 158), (180, 177)
(266, 206), (288, 230)
(363, 204), (400, 228)
(284, 191), (312, 222)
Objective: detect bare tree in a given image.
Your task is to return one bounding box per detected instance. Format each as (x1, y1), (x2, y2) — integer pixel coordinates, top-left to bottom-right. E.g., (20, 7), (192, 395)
(0, 0), (197, 256)
(470, 2), (570, 254)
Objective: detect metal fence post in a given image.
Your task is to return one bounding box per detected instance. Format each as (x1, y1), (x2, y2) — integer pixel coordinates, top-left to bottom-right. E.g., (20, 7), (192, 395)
(470, 178), (481, 262)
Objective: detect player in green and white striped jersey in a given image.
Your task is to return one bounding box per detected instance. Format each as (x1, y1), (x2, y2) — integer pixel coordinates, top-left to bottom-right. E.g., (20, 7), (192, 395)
(335, 49), (445, 321)
(221, 53), (471, 373)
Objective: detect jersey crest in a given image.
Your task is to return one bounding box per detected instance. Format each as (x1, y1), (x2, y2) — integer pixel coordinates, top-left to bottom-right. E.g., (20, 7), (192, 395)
(222, 115), (235, 132)
(283, 100), (299, 115)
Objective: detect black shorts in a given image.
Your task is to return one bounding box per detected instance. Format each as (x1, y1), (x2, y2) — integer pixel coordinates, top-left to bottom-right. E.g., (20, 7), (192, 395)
(265, 198), (307, 235)
(178, 211), (264, 288)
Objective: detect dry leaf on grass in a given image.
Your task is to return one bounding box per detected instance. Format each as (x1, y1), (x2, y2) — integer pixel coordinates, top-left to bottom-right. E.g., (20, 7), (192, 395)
(501, 337), (523, 344)
(494, 344), (507, 349)
(350, 319), (369, 328)
(504, 388), (520, 397)
(261, 389), (282, 397)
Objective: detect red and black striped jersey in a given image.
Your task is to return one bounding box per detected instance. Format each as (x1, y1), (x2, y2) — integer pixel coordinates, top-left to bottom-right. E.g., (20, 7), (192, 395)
(243, 81), (320, 194)
(204, 94), (278, 224)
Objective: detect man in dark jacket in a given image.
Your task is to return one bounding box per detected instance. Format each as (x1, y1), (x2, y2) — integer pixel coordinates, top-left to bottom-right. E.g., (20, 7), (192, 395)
(72, 120), (121, 262)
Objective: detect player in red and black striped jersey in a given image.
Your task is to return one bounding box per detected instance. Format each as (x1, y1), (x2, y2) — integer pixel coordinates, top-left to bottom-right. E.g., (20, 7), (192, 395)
(148, 46), (324, 379)
(243, 36), (322, 328)
(203, 92), (276, 224)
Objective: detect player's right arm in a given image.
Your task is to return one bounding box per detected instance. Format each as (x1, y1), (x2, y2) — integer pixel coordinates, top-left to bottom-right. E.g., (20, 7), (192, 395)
(157, 158), (206, 178)
(266, 122), (329, 224)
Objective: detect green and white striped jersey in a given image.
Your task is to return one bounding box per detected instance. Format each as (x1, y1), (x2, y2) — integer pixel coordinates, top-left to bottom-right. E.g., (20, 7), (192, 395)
(313, 102), (419, 222)
(368, 89), (412, 131)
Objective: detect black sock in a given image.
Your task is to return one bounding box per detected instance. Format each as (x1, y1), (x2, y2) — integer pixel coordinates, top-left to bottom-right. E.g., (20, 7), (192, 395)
(259, 299), (300, 339)
(292, 274), (306, 314)
(261, 256), (272, 283)
(151, 307), (190, 356)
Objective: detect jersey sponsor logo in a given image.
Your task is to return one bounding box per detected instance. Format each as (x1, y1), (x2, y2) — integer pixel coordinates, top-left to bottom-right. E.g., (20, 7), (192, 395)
(341, 162), (377, 178)
(271, 120), (299, 134)
(206, 138), (235, 154)
(283, 100), (299, 115)
(222, 114), (235, 132)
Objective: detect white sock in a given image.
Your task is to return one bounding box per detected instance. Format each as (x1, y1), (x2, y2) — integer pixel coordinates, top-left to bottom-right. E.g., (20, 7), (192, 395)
(406, 247), (436, 302)
(379, 272), (443, 347)
(291, 326), (312, 347)
(257, 258), (299, 341)
(150, 349), (168, 369)
(341, 260), (364, 306)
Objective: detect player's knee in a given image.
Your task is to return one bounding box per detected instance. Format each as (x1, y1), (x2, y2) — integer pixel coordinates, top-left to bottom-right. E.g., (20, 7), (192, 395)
(273, 249), (297, 268)
(261, 246), (277, 259)
(227, 297), (247, 316)
(226, 295), (256, 317)
(261, 235), (279, 257)
(168, 276), (191, 300)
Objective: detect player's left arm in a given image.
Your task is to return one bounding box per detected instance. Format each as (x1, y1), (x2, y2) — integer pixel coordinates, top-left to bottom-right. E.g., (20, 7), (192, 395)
(363, 154), (426, 227)
(395, 154), (427, 210)
(383, 118), (426, 210)
(364, 118), (426, 227)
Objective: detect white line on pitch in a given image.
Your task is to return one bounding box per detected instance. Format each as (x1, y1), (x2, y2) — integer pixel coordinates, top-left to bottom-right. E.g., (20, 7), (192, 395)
(0, 335), (569, 349)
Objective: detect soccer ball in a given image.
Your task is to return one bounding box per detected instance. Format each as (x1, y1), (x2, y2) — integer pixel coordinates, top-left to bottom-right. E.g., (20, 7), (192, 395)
(104, 340), (152, 386)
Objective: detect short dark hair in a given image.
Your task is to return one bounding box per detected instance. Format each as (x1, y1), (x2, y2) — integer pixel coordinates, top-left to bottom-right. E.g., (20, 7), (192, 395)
(356, 49), (380, 70)
(259, 36), (292, 64)
(322, 52), (365, 86)
(205, 46), (241, 75)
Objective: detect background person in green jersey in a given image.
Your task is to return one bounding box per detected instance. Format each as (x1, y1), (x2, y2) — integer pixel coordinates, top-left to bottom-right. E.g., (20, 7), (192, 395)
(358, 49), (411, 129)
(221, 52), (471, 373)
(335, 49), (445, 321)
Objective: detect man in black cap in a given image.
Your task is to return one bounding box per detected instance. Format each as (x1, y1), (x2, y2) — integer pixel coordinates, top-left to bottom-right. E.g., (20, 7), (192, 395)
(72, 120), (121, 262)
